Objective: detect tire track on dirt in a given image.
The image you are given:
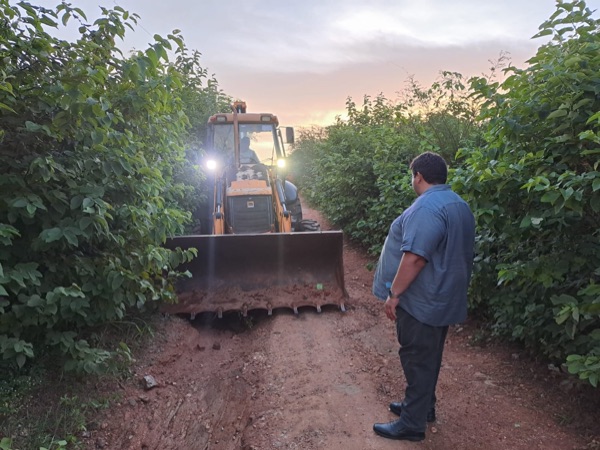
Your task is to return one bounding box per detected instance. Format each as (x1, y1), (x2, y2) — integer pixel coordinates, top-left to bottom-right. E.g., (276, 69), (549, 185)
(239, 309), (405, 450)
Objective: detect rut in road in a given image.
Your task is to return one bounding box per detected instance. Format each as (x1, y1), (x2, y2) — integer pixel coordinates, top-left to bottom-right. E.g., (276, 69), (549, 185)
(239, 308), (399, 450)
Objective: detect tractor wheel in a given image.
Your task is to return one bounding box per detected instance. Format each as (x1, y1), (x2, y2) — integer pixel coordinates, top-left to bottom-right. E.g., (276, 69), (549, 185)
(288, 199), (304, 232)
(297, 219), (321, 232)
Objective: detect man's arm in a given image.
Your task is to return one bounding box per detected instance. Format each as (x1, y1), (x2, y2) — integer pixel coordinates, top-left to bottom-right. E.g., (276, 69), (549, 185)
(250, 150), (260, 164)
(384, 251), (427, 321)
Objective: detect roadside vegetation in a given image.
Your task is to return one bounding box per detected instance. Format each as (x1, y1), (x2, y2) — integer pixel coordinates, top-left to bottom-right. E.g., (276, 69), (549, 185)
(0, 1), (228, 448)
(291, 0), (600, 390)
(1, 0), (599, 448)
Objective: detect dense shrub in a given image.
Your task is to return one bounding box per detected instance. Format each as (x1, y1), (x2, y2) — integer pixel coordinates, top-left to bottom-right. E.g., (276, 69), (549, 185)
(0, 2), (224, 371)
(456, 0), (600, 386)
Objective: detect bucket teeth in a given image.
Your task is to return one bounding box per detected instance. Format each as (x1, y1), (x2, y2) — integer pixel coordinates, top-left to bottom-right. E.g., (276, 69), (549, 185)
(167, 300), (347, 319)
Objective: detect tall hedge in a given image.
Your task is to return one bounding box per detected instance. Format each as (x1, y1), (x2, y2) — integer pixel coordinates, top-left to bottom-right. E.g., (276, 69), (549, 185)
(0, 2), (223, 371)
(456, 0), (600, 386)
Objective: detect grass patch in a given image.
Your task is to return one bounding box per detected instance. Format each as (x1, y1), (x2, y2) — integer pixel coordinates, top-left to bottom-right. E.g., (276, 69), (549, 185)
(0, 313), (159, 449)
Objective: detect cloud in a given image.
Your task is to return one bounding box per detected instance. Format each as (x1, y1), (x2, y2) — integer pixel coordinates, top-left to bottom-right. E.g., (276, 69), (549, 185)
(45, 0), (600, 127)
(212, 36), (537, 128)
(112, 0), (561, 74)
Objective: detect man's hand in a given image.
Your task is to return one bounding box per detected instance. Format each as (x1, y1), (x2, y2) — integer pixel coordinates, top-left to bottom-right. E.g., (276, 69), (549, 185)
(384, 252), (427, 322)
(384, 295), (399, 321)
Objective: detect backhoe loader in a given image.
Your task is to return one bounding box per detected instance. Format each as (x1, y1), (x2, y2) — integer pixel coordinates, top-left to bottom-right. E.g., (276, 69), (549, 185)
(162, 102), (347, 318)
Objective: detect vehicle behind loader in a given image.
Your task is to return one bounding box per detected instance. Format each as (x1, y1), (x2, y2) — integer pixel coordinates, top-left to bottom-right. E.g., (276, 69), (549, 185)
(162, 102), (347, 318)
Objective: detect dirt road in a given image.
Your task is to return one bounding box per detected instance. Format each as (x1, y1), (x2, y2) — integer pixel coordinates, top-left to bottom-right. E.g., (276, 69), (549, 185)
(87, 210), (600, 450)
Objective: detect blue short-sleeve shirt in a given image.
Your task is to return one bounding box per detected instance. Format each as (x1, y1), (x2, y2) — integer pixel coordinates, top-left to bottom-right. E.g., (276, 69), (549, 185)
(372, 184), (475, 326)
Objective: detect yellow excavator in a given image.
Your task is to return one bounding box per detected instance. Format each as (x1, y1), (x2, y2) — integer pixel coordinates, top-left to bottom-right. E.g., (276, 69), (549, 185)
(162, 102), (348, 318)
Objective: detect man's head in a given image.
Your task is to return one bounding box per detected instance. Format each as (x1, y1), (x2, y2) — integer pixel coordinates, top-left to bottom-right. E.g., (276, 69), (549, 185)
(241, 136), (251, 150)
(410, 152), (448, 195)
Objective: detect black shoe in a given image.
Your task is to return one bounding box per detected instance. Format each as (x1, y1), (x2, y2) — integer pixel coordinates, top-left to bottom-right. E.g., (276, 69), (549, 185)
(389, 402), (436, 423)
(373, 419), (425, 441)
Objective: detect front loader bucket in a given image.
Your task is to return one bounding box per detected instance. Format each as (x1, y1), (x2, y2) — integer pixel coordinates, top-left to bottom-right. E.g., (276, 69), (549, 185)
(162, 231), (348, 318)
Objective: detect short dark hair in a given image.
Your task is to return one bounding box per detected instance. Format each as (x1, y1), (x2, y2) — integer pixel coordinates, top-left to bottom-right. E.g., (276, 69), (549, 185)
(410, 152), (447, 184)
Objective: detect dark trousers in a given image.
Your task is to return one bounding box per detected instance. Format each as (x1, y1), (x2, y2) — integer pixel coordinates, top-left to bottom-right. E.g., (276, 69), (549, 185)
(395, 306), (448, 431)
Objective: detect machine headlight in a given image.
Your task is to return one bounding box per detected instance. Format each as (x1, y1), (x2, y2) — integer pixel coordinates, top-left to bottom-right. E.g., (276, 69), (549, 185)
(277, 158), (286, 168)
(206, 159), (218, 171)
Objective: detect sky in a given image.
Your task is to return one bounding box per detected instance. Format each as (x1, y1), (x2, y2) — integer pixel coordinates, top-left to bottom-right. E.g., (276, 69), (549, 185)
(47, 1), (600, 128)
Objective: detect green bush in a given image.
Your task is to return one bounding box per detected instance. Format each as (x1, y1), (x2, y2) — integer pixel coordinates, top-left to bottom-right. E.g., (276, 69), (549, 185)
(0, 1), (222, 371)
(455, 0), (600, 386)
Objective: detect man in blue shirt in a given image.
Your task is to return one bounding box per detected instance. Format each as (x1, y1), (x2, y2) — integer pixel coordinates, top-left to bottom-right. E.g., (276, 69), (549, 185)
(240, 136), (260, 165)
(372, 151), (475, 442)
